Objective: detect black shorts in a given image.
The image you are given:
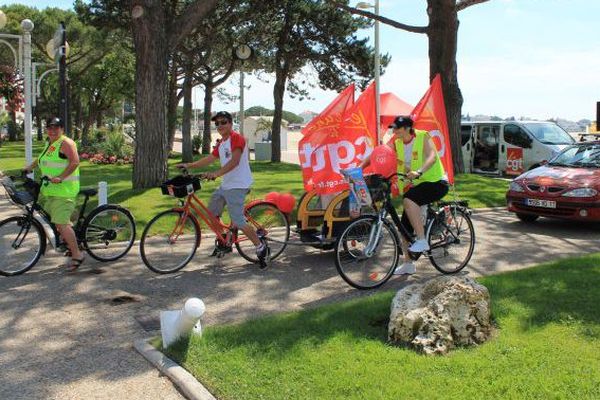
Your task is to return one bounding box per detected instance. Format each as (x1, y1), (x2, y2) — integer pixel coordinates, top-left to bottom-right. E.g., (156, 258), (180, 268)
(401, 180), (449, 234)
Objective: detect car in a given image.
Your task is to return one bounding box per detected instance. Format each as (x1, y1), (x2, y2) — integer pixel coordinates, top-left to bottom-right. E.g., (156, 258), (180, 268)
(506, 141), (600, 222)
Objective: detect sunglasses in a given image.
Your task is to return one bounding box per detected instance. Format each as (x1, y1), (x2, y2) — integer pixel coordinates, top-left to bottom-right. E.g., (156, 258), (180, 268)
(214, 120), (229, 127)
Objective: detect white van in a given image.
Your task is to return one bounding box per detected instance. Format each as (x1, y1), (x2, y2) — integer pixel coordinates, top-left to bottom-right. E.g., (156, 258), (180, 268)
(460, 120), (575, 176)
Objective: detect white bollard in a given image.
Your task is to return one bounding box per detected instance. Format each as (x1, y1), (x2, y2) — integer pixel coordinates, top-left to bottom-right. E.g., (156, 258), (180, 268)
(98, 181), (108, 205)
(160, 298), (206, 348)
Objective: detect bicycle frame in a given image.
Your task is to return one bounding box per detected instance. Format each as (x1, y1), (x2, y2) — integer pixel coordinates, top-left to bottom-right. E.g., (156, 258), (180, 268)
(364, 175), (463, 262)
(171, 191), (260, 247)
(7, 177), (94, 251)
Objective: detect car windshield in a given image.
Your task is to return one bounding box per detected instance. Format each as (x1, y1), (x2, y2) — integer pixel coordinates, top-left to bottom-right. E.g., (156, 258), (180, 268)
(549, 143), (600, 167)
(523, 123), (575, 145)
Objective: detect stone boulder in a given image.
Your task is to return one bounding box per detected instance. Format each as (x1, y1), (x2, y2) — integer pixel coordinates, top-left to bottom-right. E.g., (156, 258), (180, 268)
(388, 275), (493, 355)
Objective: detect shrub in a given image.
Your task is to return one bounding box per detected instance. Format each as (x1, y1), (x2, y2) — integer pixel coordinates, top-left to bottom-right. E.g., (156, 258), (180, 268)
(192, 134), (203, 154)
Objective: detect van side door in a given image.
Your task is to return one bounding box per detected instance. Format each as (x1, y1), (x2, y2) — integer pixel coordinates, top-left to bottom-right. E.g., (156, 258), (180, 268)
(503, 123), (533, 175)
(460, 124), (473, 172)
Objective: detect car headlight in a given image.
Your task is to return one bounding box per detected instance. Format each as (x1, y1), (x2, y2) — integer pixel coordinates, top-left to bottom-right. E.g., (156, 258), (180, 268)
(509, 181), (525, 192)
(562, 188), (598, 197)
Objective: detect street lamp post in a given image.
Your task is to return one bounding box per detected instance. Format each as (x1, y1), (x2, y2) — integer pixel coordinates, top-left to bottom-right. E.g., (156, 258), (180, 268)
(356, 1), (381, 144)
(0, 10), (35, 164)
(235, 44), (252, 136)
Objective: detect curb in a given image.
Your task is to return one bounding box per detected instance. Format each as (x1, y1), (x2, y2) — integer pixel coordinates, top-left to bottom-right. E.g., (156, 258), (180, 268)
(470, 206), (506, 214)
(134, 338), (217, 400)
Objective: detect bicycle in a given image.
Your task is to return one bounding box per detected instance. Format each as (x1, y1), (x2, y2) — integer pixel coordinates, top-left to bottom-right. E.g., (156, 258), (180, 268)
(139, 169), (290, 274)
(334, 173), (475, 290)
(0, 174), (136, 276)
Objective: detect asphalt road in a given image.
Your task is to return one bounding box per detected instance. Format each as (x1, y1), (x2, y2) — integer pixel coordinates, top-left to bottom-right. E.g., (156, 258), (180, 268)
(1, 200), (599, 400)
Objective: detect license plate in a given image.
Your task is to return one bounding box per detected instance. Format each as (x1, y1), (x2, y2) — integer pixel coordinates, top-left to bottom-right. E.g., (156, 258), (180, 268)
(526, 198), (556, 208)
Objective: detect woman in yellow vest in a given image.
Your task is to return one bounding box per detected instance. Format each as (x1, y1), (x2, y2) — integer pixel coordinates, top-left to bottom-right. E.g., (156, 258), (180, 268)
(362, 115), (449, 276)
(23, 117), (84, 271)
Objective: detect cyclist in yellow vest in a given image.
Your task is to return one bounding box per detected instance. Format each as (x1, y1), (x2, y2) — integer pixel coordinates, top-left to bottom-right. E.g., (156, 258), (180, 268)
(23, 117), (84, 271)
(362, 115), (449, 275)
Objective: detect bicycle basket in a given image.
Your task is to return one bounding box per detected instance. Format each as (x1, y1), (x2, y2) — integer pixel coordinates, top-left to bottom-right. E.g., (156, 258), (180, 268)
(160, 175), (201, 198)
(364, 174), (388, 202)
(1, 177), (35, 206)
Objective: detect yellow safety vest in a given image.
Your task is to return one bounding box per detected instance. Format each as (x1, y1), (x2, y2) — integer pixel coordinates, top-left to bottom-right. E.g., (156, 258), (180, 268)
(38, 135), (80, 198)
(395, 129), (445, 193)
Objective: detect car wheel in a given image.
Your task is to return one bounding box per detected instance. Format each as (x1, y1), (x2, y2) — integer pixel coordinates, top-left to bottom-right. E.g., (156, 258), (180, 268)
(516, 213), (539, 222)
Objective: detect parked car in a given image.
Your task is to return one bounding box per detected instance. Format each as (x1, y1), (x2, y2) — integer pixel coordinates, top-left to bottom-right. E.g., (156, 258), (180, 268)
(506, 141), (600, 222)
(461, 121), (575, 176)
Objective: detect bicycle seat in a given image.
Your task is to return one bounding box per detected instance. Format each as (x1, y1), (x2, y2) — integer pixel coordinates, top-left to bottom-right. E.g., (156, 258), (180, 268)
(79, 188), (98, 197)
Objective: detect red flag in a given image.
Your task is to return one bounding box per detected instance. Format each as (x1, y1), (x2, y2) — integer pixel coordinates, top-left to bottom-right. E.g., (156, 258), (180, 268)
(299, 83), (377, 194)
(299, 84), (355, 192)
(411, 74), (454, 184)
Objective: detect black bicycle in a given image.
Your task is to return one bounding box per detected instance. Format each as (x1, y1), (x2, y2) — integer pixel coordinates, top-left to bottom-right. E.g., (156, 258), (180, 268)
(0, 174), (136, 276)
(334, 173), (475, 290)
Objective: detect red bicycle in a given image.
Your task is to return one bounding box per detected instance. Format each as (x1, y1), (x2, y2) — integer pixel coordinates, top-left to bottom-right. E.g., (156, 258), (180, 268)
(139, 171), (290, 273)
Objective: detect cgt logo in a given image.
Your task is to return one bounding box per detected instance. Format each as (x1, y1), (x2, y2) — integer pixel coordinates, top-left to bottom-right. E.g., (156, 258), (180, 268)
(300, 136), (374, 173)
(506, 147), (524, 175)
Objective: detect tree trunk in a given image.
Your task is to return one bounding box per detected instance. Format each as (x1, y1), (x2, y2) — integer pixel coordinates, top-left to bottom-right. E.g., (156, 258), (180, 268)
(181, 68), (194, 163)
(201, 81), (214, 154)
(132, 0), (169, 188)
(271, 62), (289, 163)
(35, 111), (43, 141)
(96, 112), (103, 128)
(427, 0), (464, 173)
(8, 110), (17, 141)
(167, 59), (179, 154)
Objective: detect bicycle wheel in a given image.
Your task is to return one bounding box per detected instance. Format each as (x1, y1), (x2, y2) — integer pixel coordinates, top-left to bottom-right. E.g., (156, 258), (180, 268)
(235, 201), (290, 263)
(140, 210), (200, 274)
(428, 206), (475, 274)
(0, 216), (46, 276)
(82, 205), (136, 262)
(334, 215), (400, 290)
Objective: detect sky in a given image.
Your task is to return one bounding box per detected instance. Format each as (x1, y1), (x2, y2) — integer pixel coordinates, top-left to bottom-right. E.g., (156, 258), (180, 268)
(3, 0), (599, 121)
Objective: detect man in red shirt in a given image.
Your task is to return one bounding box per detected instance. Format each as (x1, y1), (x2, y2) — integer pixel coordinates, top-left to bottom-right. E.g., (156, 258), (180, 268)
(178, 111), (270, 268)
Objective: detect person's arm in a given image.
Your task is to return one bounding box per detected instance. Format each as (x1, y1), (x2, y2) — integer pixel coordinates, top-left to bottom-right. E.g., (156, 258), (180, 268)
(207, 148), (242, 179)
(23, 159), (38, 173)
(52, 139), (80, 184)
(181, 154), (217, 170)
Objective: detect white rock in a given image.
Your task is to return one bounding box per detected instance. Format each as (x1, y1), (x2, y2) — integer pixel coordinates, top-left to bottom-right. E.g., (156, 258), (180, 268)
(388, 275), (492, 355)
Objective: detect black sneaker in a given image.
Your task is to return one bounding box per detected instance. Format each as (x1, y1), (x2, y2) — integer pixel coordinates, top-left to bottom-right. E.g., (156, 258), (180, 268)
(210, 239), (232, 257)
(256, 241), (271, 270)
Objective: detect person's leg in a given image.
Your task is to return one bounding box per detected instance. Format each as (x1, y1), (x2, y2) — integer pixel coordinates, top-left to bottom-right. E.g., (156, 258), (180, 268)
(207, 188), (228, 255)
(394, 211), (416, 275)
(225, 189), (269, 267)
(224, 189), (261, 246)
(47, 197), (83, 268)
(404, 181), (449, 252)
(56, 224), (82, 260)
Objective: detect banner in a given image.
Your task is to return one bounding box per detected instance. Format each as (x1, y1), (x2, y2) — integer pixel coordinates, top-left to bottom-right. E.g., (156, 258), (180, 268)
(299, 84), (355, 192)
(411, 74), (455, 184)
(299, 83), (377, 194)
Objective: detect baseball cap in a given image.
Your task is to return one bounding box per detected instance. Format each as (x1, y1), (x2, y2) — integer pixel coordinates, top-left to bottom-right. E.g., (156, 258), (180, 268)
(388, 116), (413, 129)
(47, 117), (64, 127)
(211, 111), (233, 122)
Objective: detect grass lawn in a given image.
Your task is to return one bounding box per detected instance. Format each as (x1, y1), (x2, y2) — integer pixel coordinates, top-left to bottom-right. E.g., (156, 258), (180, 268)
(161, 254), (600, 400)
(1, 141), (509, 230)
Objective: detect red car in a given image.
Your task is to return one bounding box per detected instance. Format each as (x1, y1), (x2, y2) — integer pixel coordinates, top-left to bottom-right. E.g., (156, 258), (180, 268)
(506, 142), (600, 222)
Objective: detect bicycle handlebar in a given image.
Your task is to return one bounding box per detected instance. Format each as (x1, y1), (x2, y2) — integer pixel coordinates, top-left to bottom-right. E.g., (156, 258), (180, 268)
(175, 165), (216, 181)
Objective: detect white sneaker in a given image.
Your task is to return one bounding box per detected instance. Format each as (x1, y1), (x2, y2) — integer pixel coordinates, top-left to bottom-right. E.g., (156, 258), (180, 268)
(394, 262), (416, 275)
(409, 239), (430, 252)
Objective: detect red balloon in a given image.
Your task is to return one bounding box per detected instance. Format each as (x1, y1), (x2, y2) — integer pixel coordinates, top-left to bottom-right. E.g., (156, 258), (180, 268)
(370, 144), (397, 178)
(278, 193), (296, 214)
(265, 192), (281, 206)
